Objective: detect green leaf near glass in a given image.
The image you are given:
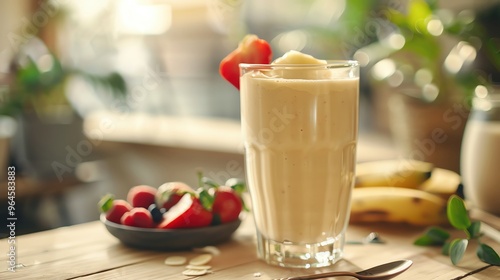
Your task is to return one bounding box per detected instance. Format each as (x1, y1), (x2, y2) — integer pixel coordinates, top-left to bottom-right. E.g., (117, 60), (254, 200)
(414, 195), (500, 266)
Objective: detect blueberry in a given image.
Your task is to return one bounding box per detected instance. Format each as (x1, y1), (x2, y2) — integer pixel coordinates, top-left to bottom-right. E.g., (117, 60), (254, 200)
(148, 204), (163, 223)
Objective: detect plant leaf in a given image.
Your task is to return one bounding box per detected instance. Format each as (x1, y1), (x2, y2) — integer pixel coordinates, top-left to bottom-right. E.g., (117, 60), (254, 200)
(202, 177), (219, 189)
(98, 194), (114, 213)
(485, 38), (500, 73)
(407, 0), (433, 34)
(447, 195), (471, 230)
(449, 238), (468, 265)
(225, 178), (250, 212)
(467, 221), (481, 239)
(80, 71), (127, 98)
(427, 227), (450, 242)
(414, 235), (434, 246)
(442, 241), (451, 256)
(477, 243), (500, 265)
(198, 189), (214, 211)
(414, 227), (450, 246)
(425, 0), (439, 11)
(225, 178), (246, 193)
(386, 8), (407, 27)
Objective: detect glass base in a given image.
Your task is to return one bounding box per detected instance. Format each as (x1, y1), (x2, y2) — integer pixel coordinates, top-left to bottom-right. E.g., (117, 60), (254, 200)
(256, 231), (345, 268)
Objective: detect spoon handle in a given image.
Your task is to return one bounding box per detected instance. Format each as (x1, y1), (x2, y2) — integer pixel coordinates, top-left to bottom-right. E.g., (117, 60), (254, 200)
(282, 271), (358, 280)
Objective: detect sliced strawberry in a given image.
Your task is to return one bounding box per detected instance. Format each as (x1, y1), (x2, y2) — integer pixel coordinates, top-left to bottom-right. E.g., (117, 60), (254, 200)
(157, 193), (213, 229)
(129, 207), (154, 228)
(127, 185), (157, 208)
(98, 194), (132, 224)
(155, 182), (194, 211)
(219, 34), (272, 90)
(120, 208), (154, 228)
(120, 211), (134, 226)
(211, 186), (243, 224)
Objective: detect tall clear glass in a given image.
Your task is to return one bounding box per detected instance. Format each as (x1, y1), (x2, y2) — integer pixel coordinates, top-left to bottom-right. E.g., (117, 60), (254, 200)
(461, 93), (500, 216)
(239, 61), (359, 268)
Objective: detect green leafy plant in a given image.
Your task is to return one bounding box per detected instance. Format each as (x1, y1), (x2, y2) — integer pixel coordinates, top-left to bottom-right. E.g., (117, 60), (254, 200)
(0, 38), (127, 117)
(0, 0), (127, 118)
(362, 0), (500, 104)
(415, 195), (500, 266)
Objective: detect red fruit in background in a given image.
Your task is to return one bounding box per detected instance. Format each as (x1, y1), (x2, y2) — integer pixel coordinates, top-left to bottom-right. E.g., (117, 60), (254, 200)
(127, 185), (157, 208)
(120, 211), (134, 226)
(212, 187), (243, 224)
(155, 182), (194, 210)
(219, 34), (272, 90)
(101, 198), (132, 224)
(157, 193), (213, 229)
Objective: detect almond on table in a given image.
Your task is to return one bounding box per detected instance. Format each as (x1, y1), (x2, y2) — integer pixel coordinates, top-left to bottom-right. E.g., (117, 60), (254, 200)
(188, 254), (213, 266)
(164, 256), (187, 266)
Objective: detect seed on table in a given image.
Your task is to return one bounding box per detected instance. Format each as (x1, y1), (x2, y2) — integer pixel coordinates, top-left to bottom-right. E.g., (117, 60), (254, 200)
(182, 269), (209, 276)
(189, 254), (212, 266)
(194, 245), (221, 256)
(164, 256), (187, 266)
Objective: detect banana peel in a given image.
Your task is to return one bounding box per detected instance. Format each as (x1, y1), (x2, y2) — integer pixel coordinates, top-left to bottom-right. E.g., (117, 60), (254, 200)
(350, 187), (448, 226)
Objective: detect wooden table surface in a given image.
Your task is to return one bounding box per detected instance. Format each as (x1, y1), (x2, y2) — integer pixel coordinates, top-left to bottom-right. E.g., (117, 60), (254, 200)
(2, 210), (500, 280)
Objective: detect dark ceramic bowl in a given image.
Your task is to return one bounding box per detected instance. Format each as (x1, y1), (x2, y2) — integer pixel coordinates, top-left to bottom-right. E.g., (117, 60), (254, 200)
(100, 214), (241, 250)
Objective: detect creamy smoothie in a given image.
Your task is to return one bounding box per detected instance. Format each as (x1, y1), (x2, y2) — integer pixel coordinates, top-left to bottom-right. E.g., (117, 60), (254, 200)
(240, 51), (359, 267)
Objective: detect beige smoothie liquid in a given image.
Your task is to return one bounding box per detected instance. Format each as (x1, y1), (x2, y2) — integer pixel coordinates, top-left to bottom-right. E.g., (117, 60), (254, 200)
(240, 51), (359, 246)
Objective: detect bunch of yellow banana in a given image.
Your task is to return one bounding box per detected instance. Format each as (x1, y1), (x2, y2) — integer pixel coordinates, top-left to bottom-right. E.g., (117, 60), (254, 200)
(350, 160), (461, 226)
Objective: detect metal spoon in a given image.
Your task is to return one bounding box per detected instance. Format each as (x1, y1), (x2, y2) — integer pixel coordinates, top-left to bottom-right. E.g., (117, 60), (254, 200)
(276, 259), (412, 280)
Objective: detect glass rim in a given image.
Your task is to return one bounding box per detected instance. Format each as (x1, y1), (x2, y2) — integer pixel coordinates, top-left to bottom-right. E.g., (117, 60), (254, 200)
(239, 60), (359, 70)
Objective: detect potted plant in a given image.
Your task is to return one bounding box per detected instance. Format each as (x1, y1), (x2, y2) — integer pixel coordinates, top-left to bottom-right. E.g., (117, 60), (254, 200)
(0, 35), (127, 179)
(358, 0), (500, 173)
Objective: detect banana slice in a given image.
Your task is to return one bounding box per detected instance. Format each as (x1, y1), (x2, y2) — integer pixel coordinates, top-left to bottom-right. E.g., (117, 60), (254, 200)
(355, 160), (433, 189)
(350, 187), (448, 226)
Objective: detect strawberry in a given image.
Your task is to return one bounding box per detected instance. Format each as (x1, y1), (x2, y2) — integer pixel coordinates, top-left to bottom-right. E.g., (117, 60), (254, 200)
(219, 34), (272, 90)
(98, 194), (132, 224)
(157, 193), (213, 229)
(211, 186), (243, 224)
(127, 185), (157, 208)
(120, 211), (134, 226)
(198, 175), (247, 225)
(155, 182), (194, 211)
(129, 207), (154, 228)
(120, 208), (154, 228)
